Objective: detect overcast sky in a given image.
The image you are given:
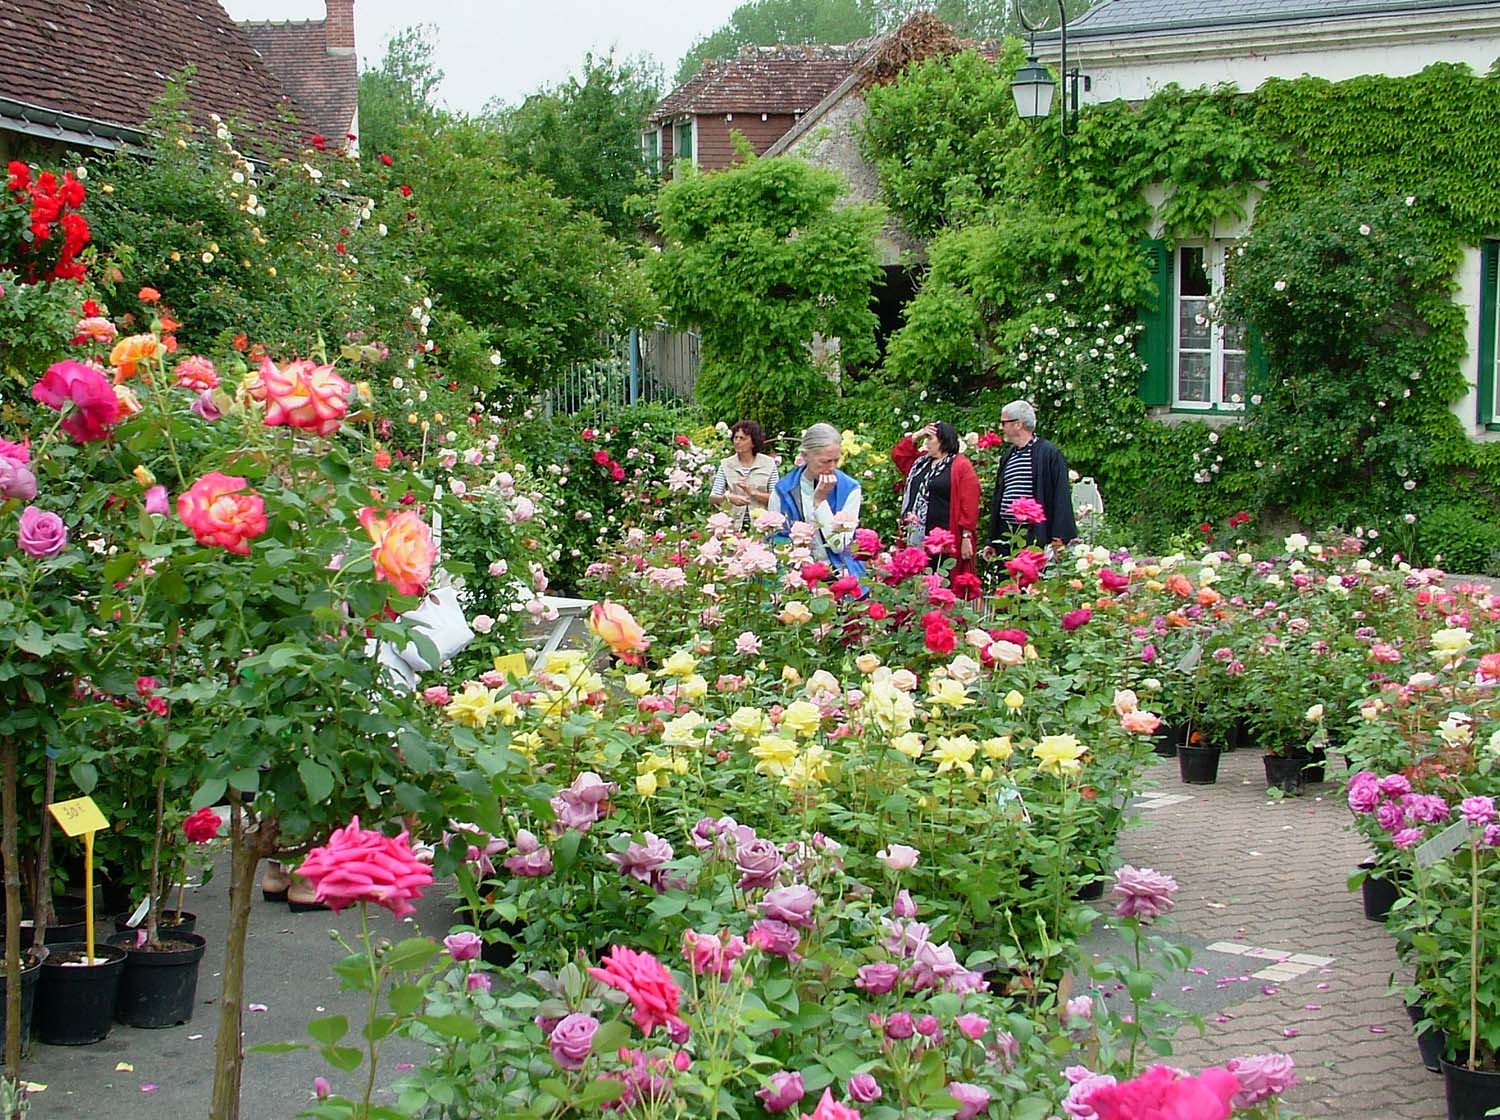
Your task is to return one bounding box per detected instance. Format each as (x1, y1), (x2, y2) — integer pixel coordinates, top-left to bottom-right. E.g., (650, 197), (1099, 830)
(219, 0), (747, 113)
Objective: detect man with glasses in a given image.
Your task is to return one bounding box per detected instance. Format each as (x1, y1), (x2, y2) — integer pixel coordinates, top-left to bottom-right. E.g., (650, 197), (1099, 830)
(986, 399), (1076, 555)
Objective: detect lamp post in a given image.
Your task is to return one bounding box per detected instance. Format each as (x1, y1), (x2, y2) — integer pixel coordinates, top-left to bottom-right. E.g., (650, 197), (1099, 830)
(1011, 0), (1087, 157)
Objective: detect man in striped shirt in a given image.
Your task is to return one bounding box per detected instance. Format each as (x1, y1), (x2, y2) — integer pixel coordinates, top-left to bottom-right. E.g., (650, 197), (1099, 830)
(986, 399), (1077, 553)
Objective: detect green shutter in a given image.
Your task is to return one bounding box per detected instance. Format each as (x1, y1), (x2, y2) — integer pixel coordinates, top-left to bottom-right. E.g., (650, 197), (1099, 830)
(1244, 325), (1269, 396)
(1479, 241), (1498, 426)
(1137, 238), (1173, 406)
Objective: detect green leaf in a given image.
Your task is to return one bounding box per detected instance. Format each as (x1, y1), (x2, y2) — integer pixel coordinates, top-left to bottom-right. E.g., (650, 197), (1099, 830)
(321, 1044), (364, 1071)
(247, 1041), (306, 1054)
(69, 761), (98, 795)
(383, 937), (440, 972)
(1126, 969), (1155, 1001)
(417, 1013), (481, 1041)
(647, 893), (686, 919)
(388, 983), (425, 1016)
(577, 1079), (625, 1107)
(364, 1014), (399, 1042)
(591, 1018), (632, 1055)
(298, 758), (335, 804)
(191, 778), (227, 810)
(306, 1014), (348, 1045)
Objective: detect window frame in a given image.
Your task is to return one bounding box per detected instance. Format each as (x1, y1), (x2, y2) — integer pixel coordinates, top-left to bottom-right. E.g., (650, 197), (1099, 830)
(673, 117), (696, 169)
(1478, 240), (1500, 428)
(1173, 241), (1247, 412)
(640, 127), (662, 177)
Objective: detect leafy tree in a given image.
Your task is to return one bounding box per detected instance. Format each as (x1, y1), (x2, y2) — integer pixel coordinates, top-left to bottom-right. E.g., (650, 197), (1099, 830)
(676, 0), (878, 85)
(860, 46), (1028, 237)
(650, 152), (883, 435)
(488, 51), (661, 237)
(357, 24), (444, 164)
(399, 119), (655, 399)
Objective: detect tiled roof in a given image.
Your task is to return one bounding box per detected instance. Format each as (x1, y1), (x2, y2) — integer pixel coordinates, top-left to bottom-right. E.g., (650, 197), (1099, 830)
(0, 0), (300, 150)
(652, 42), (879, 120)
(239, 19), (358, 146)
(1068, 0), (1484, 35)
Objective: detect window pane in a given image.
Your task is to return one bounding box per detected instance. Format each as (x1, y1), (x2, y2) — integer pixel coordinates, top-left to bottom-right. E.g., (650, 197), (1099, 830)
(1222, 350), (1246, 405)
(1222, 318), (1246, 351)
(1179, 247), (1209, 297)
(1179, 296), (1210, 349)
(1178, 351), (1210, 403)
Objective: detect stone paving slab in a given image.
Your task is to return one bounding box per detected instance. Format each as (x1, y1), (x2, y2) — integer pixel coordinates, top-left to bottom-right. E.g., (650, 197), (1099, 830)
(1117, 750), (1446, 1119)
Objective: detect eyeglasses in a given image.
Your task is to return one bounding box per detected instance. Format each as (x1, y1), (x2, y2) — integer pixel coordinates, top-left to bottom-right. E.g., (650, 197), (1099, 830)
(1001, 417), (1020, 425)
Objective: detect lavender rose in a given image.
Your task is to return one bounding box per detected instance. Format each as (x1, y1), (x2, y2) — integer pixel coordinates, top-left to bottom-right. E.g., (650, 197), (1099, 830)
(734, 837), (783, 890)
(443, 932), (482, 961)
(548, 1013), (599, 1070)
(759, 884), (817, 928)
(17, 506), (66, 558)
(0, 458), (36, 501)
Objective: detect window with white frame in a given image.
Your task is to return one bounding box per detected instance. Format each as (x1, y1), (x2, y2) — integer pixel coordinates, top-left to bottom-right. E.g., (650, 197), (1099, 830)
(1175, 243), (1247, 409)
(640, 128), (662, 177)
(673, 118), (695, 168)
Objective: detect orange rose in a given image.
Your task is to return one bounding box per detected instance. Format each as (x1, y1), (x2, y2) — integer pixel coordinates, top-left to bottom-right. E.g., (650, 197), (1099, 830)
(1165, 573), (1194, 598)
(113, 383), (143, 417)
(73, 316), (117, 345)
(109, 333), (161, 383)
(256, 357), (351, 437)
(1120, 709), (1162, 735)
(359, 507), (435, 596)
(177, 472), (267, 556)
(1196, 586), (1222, 606)
(590, 601), (647, 655)
(138, 286), (161, 303)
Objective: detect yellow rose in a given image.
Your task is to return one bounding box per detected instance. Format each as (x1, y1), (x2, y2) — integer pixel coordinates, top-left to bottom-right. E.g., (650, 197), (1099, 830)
(678, 674), (709, 702)
(589, 601), (647, 655)
(445, 682), (503, 729)
(779, 601), (813, 624)
(511, 730), (543, 760)
(866, 680), (916, 734)
(855, 653), (882, 674)
(928, 677), (970, 708)
(981, 735), (1013, 760)
(1004, 690), (1026, 711)
(933, 735), (977, 775)
(1145, 579), (1165, 593)
(636, 771), (659, 798)
(624, 673), (651, 697)
(1033, 734), (1087, 776)
(661, 712), (707, 746)
(662, 650), (698, 678)
(132, 464), (156, 488)
(805, 670), (840, 696)
(782, 665), (803, 685)
(891, 732), (925, 759)
(781, 699), (823, 737)
(750, 734), (797, 776)
(728, 707), (766, 738)
(980, 764), (994, 782)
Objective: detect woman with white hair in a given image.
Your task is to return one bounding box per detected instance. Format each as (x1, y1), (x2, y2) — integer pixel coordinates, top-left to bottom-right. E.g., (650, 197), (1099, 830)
(768, 422), (865, 577)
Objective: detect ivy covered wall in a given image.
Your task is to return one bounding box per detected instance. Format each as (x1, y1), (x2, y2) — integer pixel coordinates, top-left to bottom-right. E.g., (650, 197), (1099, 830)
(853, 55), (1500, 567)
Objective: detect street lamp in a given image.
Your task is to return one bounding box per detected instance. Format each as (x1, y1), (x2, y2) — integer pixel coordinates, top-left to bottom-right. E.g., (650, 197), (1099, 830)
(1010, 0), (1088, 157)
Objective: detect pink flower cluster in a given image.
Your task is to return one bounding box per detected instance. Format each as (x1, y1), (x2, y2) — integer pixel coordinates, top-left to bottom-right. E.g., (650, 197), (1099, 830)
(1347, 771), (1466, 847)
(550, 771), (617, 833)
(295, 816), (433, 918)
(680, 928), (747, 981)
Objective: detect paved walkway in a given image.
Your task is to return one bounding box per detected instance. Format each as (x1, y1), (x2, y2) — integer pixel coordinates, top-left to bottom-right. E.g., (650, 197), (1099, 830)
(1114, 748), (1445, 1119)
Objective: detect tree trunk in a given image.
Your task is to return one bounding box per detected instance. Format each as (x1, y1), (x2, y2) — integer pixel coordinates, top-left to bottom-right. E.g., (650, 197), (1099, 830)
(32, 760), (55, 950)
(2, 741), (21, 1078)
(209, 797), (273, 1120)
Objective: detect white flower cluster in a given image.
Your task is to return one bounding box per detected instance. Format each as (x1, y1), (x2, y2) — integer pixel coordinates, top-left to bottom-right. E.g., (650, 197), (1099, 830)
(1010, 303), (1144, 446)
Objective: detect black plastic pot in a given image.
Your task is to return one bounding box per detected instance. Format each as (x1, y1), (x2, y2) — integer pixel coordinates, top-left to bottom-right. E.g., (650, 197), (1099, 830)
(19, 918), (86, 949)
(1178, 743), (1222, 784)
(1407, 1002), (1447, 1074)
(106, 932), (206, 1028)
(1226, 718), (1252, 753)
(113, 910), (198, 937)
(1264, 753), (1307, 794)
(1074, 875), (1106, 901)
(1358, 859), (1406, 921)
(35, 942), (126, 1045)
(1304, 747), (1328, 784)
(1152, 725), (1180, 758)
(0, 946), (43, 1058)
(1441, 1057), (1500, 1119)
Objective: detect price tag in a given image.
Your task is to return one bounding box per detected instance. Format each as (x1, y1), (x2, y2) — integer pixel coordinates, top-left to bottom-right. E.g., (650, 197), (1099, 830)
(47, 796), (108, 837)
(493, 653), (529, 681)
(1414, 819), (1471, 869)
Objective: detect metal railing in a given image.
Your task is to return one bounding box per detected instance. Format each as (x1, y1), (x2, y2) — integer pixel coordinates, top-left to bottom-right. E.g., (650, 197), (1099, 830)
(547, 326), (700, 417)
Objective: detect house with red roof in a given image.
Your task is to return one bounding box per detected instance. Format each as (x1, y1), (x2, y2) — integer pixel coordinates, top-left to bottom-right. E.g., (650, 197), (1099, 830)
(0, 0), (357, 160)
(645, 41), (878, 176)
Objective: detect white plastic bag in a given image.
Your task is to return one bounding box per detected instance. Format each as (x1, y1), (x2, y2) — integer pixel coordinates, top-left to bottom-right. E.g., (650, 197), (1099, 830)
(396, 584), (475, 671)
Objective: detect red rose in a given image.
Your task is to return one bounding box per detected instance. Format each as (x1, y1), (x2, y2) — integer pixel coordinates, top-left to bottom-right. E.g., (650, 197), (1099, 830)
(182, 807), (221, 844)
(379, 153), (394, 166)
(867, 602), (889, 621)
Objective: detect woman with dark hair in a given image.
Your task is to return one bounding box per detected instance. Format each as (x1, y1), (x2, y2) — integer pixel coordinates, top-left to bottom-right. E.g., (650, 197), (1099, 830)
(709, 419), (778, 531)
(891, 422), (981, 586)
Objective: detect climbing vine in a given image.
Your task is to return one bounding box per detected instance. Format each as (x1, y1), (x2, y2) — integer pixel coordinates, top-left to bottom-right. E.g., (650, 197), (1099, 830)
(860, 54), (1500, 560)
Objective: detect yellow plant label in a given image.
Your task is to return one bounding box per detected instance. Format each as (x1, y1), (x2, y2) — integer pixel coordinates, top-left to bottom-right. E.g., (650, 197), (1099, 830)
(47, 796), (108, 837)
(493, 653), (529, 681)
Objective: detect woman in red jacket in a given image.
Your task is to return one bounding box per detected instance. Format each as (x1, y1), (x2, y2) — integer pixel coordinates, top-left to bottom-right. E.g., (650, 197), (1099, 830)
(891, 421), (981, 589)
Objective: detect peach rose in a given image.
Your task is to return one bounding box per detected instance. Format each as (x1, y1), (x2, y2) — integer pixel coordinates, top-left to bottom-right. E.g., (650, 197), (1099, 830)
(1120, 709), (1162, 735)
(1165, 573), (1194, 599)
(589, 601), (647, 655)
(177, 472), (268, 556)
(109, 333), (161, 383)
(358, 507), (435, 596)
(256, 357), (351, 437)
(174, 355), (220, 392)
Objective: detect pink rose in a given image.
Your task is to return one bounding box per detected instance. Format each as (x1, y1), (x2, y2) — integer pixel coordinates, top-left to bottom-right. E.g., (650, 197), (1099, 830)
(294, 815), (433, 918)
(444, 932), (482, 961)
(548, 1012), (599, 1070)
(31, 360), (122, 442)
(17, 505), (67, 558)
(759, 884), (817, 928)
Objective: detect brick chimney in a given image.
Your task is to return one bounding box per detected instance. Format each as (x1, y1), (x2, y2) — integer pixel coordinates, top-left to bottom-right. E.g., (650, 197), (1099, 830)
(325, 0), (355, 55)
